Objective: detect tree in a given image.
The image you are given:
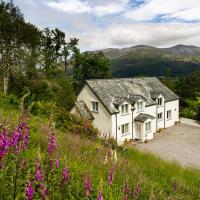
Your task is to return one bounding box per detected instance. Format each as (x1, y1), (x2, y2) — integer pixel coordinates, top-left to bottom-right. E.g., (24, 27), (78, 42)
(0, 0), (41, 95)
(72, 51), (112, 92)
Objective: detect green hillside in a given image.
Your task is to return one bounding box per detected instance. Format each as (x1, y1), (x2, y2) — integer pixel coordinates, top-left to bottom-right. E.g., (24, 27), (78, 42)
(1, 93), (200, 200)
(94, 45), (200, 77)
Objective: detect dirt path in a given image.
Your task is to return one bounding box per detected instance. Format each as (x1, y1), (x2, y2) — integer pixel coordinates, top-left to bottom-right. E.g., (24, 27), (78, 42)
(135, 123), (200, 169)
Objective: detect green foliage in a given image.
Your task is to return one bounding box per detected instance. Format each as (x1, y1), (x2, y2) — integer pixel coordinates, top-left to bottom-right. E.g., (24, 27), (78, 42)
(55, 108), (98, 140)
(72, 52), (112, 92)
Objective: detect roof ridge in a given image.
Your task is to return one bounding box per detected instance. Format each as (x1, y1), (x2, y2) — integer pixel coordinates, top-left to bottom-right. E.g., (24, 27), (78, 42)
(86, 77), (158, 81)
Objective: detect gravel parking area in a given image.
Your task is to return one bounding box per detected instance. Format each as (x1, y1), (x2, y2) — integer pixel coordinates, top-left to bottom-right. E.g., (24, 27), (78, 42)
(135, 123), (200, 169)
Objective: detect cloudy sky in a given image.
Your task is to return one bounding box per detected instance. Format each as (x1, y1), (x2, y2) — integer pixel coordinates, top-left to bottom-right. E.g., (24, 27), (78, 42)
(9, 0), (200, 51)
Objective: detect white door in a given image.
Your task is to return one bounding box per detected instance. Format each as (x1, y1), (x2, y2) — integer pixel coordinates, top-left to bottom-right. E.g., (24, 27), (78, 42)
(136, 123), (142, 139)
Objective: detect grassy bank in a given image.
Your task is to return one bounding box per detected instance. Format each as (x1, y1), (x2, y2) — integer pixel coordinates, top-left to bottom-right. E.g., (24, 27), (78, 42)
(0, 94), (200, 199)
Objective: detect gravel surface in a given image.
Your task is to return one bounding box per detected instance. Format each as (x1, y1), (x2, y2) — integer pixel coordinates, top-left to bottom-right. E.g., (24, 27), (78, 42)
(135, 123), (200, 169)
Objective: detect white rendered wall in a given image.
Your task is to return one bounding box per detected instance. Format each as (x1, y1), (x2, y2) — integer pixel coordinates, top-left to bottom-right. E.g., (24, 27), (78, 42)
(165, 100), (179, 128)
(76, 84), (112, 137)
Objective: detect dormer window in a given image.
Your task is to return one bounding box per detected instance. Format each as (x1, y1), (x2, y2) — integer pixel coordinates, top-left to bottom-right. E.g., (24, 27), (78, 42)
(137, 101), (144, 112)
(157, 97), (163, 106)
(92, 101), (98, 112)
(121, 104), (129, 114)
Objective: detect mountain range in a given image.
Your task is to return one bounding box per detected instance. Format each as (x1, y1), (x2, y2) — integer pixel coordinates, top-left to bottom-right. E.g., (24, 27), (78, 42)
(91, 45), (200, 77)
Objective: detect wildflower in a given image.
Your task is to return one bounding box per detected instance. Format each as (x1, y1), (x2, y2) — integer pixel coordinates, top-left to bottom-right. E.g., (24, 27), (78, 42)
(108, 165), (114, 186)
(0, 128), (7, 168)
(84, 175), (92, 198)
(55, 145), (60, 168)
(123, 181), (130, 200)
(48, 132), (56, 156)
(62, 166), (70, 185)
(40, 183), (48, 200)
(134, 183), (141, 200)
(26, 181), (34, 200)
(97, 188), (103, 200)
(22, 125), (30, 150)
(35, 159), (43, 181)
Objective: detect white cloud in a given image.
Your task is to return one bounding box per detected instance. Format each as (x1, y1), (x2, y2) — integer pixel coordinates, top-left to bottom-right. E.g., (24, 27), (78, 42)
(124, 0), (200, 22)
(47, 0), (91, 14)
(73, 23), (200, 51)
(94, 0), (129, 16)
(47, 0), (129, 16)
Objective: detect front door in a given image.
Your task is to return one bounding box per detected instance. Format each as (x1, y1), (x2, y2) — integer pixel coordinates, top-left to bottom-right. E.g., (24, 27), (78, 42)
(135, 123), (142, 139)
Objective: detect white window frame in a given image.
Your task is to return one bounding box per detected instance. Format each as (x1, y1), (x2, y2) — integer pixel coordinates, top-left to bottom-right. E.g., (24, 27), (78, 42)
(136, 101), (144, 112)
(121, 123), (129, 134)
(157, 97), (163, 106)
(91, 101), (98, 112)
(157, 112), (163, 121)
(167, 110), (172, 120)
(145, 121), (151, 133)
(121, 104), (129, 114)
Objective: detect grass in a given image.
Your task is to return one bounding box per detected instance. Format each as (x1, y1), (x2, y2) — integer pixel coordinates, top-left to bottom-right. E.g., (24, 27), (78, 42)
(1, 93), (200, 199)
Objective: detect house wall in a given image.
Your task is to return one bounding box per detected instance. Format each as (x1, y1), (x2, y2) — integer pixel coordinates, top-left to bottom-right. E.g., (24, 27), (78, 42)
(75, 84), (112, 137)
(141, 118), (156, 142)
(111, 101), (157, 144)
(156, 94), (165, 130)
(165, 99), (179, 128)
(111, 101), (133, 144)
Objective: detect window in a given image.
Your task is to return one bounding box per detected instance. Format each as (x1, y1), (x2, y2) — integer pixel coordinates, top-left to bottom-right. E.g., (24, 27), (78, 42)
(137, 101), (144, 111)
(121, 104), (129, 114)
(167, 110), (172, 120)
(157, 112), (163, 120)
(121, 123), (129, 134)
(145, 122), (151, 132)
(157, 97), (163, 106)
(92, 101), (98, 112)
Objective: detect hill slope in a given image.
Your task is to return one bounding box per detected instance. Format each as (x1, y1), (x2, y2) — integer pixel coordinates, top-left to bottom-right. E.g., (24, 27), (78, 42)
(91, 45), (200, 77)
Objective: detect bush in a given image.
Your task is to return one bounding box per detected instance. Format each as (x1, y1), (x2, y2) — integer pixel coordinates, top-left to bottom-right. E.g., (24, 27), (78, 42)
(54, 108), (98, 140)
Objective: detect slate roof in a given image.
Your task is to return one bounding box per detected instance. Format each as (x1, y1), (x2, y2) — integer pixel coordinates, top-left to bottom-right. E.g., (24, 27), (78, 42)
(75, 101), (94, 120)
(134, 113), (155, 122)
(86, 77), (179, 114)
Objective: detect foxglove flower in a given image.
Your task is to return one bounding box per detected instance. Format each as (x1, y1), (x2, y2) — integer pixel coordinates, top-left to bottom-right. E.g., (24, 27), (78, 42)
(123, 182), (130, 200)
(97, 188), (103, 200)
(84, 175), (92, 198)
(0, 128), (7, 168)
(134, 183), (141, 199)
(55, 145), (60, 168)
(40, 183), (48, 200)
(108, 165), (114, 186)
(35, 159), (43, 181)
(62, 166), (70, 185)
(48, 132), (56, 156)
(26, 181), (34, 200)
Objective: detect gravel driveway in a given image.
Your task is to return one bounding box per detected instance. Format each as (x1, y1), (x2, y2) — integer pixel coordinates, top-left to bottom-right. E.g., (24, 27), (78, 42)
(135, 123), (200, 169)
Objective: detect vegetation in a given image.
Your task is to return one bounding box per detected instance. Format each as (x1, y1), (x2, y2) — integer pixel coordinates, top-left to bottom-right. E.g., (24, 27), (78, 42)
(0, 93), (200, 200)
(161, 69), (200, 120)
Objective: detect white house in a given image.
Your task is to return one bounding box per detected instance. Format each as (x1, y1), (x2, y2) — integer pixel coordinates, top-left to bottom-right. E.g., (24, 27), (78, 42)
(71, 77), (179, 144)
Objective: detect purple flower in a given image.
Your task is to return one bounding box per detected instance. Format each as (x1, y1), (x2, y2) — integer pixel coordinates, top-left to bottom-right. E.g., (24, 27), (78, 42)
(62, 166), (70, 185)
(26, 181), (34, 200)
(97, 188), (103, 200)
(40, 183), (48, 200)
(134, 183), (141, 200)
(35, 159), (43, 181)
(108, 165), (114, 186)
(48, 132), (56, 156)
(84, 175), (92, 198)
(55, 145), (60, 168)
(22, 125), (30, 150)
(123, 182), (130, 200)
(0, 128), (7, 168)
